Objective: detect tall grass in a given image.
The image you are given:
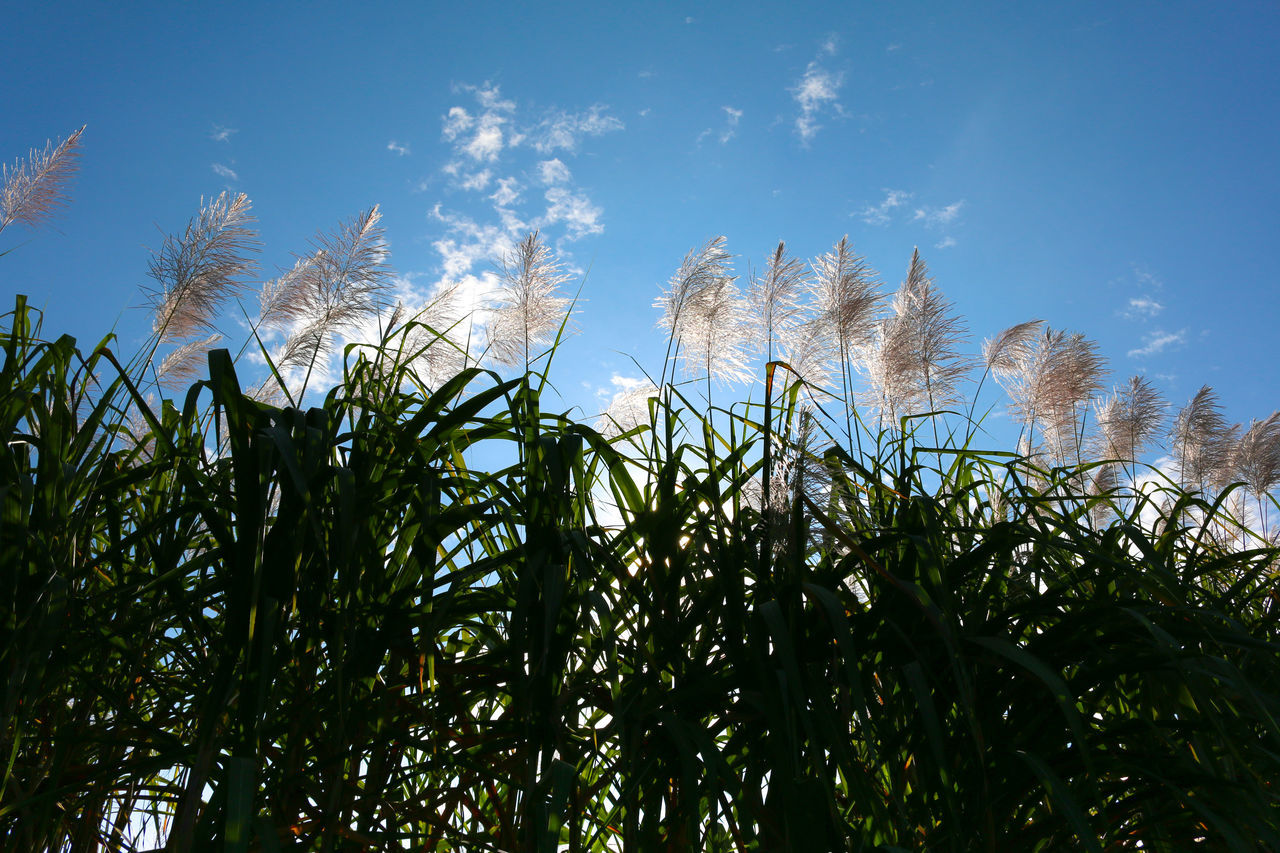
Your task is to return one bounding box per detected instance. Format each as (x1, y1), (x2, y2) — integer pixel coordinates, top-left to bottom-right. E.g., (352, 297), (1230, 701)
(3, 130), (1280, 850)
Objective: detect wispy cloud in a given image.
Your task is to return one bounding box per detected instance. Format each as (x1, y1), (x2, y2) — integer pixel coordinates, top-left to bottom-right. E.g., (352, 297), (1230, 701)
(886, 43), (902, 53)
(210, 124), (237, 143)
(490, 177), (522, 207)
(442, 83), (517, 162)
(935, 236), (957, 249)
(1128, 328), (1186, 358)
(541, 186), (603, 239)
(538, 159), (572, 185)
(791, 59), (844, 143)
(697, 106), (744, 146)
(427, 83), (614, 289)
(820, 33), (839, 55)
(211, 163), (239, 181)
(1121, 296), (1164, 320)
(912, 201), (965, 227)
(720, 106), (742, 143)
(525, 105), (624, 154)
(458, 170), (492, 191)
(859, 189), (912, 225)
(387, 140), (411, 156)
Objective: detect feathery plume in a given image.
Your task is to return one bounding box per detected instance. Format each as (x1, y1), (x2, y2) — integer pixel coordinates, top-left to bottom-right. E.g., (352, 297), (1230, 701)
(401, 282), (473, 388)
(747, 241), (809, 363)
(156, 334), (222, 390)
(1, 126), (84, 233)
(996, 327), (1107, 464)
(682, 274), (752, 385)
(257, 254), (321, 330)
(1169, 386), (1234, 490)
(812, 236), (882, 354)
(1087, 462), (1120, 529)
(1231, 412), (1280, 499)
(861, 248), (971, 421)
(777, 322), (837, 395)
(486, 231), (572, 368)
(983, 319), (1045, 374)
(597, 380), (659, 438)
(270, 206), (392, 376)
(654, 236), (750, 385)
(1093, 375), (1166, 463)
(655, 235), (732, 338)
(147, 192), (259, 342)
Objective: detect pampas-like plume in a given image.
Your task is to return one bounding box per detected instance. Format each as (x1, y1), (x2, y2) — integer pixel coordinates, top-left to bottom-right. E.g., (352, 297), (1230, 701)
(597, 380), (659, 438)
(655, 236), (732, 336)
(996, 327), (1107, 464)
(156, 334), (222, 390)
(1, 126), (84, 233)
(982, 320), (1045, 375)
(861, 248), (970, 421)
(486, 231), (572, 368)
(812, 236), (882, 356)
(400, 282), (473, 389)
(654, 236), (750, 385)
(1087, 462), (1120, 529)
(272, 206), (392, 374)
(1093, 375), (1167, 464)
(1169, 386), (1234, 490)
(747, 241), (809, 363)
(1232, 412), (1280, 500)
(147, 192), (259, 343)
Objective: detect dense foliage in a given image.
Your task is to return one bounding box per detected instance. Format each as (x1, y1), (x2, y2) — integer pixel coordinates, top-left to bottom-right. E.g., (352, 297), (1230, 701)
(2, 293), (1279, 851)
(3, 128), (1279, 850)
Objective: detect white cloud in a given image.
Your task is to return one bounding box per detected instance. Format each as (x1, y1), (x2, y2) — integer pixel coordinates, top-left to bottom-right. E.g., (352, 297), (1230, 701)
(211, 163), (238, 181)
(859, 189), (912, 225)
(442, 84), (517, 162)
(935, 236), (957, 249)
(720, 106), (743, 144)
(886, 43), (902, 52)
(820, 33), (839, 55)
(428, 205), (517, 279)
(387, 140), (411, 156)
(490, 177), (522, 207)
(791, 60), (844, 143)
(458, 170), (492, 191)
(538, 158), (572, 185)
(1121, 296), (1164, 320)
(912, 201), (965, 227)
(526, 105), (624, 153)
(1128, 329), (1186, 358)
(466, 123), (505, 161)
(541, 186), (603, 239)
(210, 125), (237, 142)
(442, 106), (474, 140)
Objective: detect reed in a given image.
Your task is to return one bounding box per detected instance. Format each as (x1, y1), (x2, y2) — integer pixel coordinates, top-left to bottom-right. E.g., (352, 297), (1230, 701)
(3, 130), (1279, 852)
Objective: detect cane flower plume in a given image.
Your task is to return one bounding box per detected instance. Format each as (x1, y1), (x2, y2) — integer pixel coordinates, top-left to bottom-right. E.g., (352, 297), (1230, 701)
(271, 206), (392, 374)
(747, 241), (810, 363)
(1, 125), (84, 234)
(1170, 385), (1235, 491)
(812, 236), (882, 356)
(1232, 412), (1280, 501)
(147, 192), (260, 343)
(486, 230), (573, 368)
(655, 236), (750, 385)
(862, 248), (970, 420)
(996, 327), (1107, 463)
(1093, 375), (1167, 463)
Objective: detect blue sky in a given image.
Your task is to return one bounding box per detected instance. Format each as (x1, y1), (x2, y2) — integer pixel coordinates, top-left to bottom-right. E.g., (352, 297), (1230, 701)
(3, 1), (1278, 440)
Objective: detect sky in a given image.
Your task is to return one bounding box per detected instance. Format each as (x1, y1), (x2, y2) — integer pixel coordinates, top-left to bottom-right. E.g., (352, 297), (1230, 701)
(3, 0), (1279, 446)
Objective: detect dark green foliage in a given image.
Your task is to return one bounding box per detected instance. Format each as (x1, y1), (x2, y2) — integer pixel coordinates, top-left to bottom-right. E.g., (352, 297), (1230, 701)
(2, 296), (1278, 851)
